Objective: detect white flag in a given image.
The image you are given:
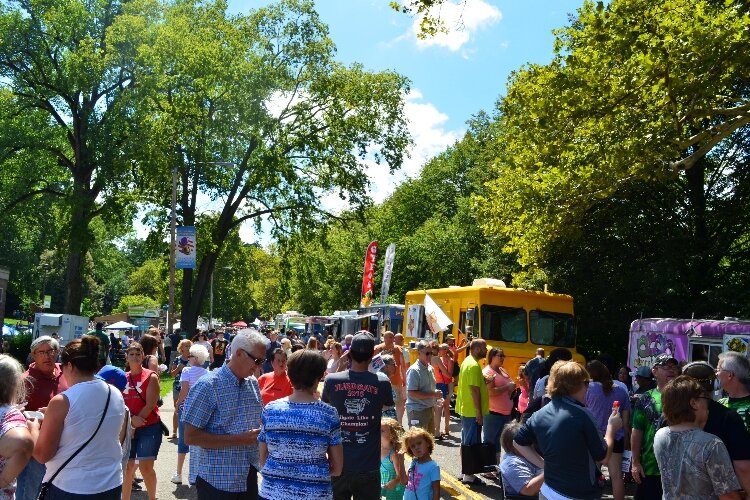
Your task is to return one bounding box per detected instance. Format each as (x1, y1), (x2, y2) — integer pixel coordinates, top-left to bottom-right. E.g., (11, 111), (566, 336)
(424, 293), (452, 333)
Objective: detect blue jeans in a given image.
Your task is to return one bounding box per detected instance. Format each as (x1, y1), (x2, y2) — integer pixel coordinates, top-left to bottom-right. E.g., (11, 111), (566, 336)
(15, 457), (46, 500)
(177, 409), (189, 454)
(483, 412), (512, 450)
(461, 416), (482, 446)
(45, 484), (121, 499)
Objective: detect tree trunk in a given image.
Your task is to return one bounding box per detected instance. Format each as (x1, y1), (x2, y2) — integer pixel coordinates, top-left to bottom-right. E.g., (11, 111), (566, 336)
(63, 179), (95, 315)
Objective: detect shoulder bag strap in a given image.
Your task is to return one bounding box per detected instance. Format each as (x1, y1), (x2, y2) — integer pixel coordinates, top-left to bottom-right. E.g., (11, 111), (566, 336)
(128, 373), (149, 404)
(45, 384), (112, 486)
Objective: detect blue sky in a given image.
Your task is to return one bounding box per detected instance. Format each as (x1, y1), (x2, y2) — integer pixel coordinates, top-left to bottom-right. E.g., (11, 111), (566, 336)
(228, 0), (584, 204)
(136, 1), (586, 242)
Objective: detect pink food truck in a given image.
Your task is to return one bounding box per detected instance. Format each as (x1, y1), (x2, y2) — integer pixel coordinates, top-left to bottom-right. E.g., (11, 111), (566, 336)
(628, 317), (750, 374)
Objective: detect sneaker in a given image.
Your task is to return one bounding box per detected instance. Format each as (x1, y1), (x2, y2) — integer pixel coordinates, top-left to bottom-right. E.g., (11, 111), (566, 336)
(131, 481), (142, 491)
(171, 474), (182, 484)
(461, 474), (480, 484)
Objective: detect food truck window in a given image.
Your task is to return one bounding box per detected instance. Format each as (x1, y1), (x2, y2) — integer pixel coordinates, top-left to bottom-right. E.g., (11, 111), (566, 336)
(530, 311), (575, 347)
(480, 306), (527, 343)
(690, 342), (722, 367)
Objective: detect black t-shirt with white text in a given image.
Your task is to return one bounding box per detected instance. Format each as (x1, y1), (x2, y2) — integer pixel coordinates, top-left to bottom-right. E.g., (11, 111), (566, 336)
(322, 369), (394, 473)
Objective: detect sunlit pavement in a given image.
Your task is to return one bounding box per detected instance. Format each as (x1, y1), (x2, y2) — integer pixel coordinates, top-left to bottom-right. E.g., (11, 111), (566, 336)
(150, 397), (633, 499)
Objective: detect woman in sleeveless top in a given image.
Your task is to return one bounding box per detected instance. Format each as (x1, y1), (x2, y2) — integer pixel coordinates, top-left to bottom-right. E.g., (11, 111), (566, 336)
(33, 336), (126, 499)
(121, 342), (162, 500)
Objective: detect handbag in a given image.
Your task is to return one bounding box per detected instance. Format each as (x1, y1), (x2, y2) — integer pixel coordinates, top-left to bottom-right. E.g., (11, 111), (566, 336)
(128, 373), (169, 436)
(460, 424), (496, 475)
(37, 385), (112, 500)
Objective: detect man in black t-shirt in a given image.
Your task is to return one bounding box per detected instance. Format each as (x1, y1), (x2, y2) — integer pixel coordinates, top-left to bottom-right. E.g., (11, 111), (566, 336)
(322, 332), (394, 500)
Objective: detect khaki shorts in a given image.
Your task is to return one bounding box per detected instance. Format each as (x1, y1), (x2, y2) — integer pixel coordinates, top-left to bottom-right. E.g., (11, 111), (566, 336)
(406, 406), (435, 435)
(393, 384), (406, 406)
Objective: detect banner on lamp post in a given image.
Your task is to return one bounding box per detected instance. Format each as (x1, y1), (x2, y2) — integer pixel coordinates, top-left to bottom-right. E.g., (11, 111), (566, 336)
(175, 226), (197, 269)
(360, 240), (378, 308)
(380, 243), (396, 304)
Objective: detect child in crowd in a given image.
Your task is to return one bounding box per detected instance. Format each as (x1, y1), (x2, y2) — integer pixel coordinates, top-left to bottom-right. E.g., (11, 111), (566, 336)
(402, 427), (440, 500)
(380, 417), (406, 499)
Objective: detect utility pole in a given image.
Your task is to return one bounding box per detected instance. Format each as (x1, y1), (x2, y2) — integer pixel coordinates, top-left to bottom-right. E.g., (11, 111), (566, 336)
(168, 164), (178, 335)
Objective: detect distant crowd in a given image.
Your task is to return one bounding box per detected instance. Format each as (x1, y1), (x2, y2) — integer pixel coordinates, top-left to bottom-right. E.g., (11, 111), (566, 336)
(1, 324), (750, 500)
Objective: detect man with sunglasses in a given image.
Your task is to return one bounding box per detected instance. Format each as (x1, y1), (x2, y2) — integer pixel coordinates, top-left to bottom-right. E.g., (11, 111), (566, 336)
(182, 330), (268, 500)
(405, 340), (443, 435)
(631, 353), (679, 500)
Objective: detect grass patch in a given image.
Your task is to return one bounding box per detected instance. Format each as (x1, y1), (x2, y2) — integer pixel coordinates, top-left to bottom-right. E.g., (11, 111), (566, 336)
(160, 373), (175, 399)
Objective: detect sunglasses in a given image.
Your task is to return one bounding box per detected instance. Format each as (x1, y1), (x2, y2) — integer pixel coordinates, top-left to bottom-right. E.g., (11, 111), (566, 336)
(238, 348), (264, 366)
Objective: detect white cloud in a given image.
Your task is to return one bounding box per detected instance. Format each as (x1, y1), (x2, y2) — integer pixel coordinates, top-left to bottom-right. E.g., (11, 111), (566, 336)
(137, 91), (461, 246)
(410, 0), (502, 52)
(367, 89), (461, 204)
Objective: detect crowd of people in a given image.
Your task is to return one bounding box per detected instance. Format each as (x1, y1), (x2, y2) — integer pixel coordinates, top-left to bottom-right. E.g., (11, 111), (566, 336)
(2, 324), (750, 500)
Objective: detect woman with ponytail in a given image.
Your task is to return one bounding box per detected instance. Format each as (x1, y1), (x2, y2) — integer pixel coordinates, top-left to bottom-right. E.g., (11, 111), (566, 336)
(33, 336), (127, 499)
(585, 360), (631, 500)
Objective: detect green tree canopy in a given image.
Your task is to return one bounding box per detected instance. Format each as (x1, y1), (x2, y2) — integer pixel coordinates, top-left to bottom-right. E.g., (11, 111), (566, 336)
(474, 0), (750, 267)
(130, 0), (412, 333)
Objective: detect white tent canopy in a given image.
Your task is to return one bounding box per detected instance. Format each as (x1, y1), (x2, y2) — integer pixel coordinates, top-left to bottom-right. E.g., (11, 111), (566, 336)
(104, 321), (137, 330)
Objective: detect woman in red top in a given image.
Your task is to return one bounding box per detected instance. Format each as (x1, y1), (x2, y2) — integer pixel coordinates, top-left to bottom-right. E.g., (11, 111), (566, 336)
(122, 342), (162, 500)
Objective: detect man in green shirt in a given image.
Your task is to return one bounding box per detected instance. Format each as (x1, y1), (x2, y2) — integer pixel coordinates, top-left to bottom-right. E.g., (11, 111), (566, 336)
(631, 353), (679, 500)
(717, 351), (750, 432)
(92, 322), (111, 368)
(456, 338), (489, 484)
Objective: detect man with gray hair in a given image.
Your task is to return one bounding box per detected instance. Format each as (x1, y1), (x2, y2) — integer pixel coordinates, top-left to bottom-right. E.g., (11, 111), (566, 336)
(183, 330), (268, 499)
(16, 336), (68, 500)
(717, 351), (750, 432)
(405, 340), (442, 434)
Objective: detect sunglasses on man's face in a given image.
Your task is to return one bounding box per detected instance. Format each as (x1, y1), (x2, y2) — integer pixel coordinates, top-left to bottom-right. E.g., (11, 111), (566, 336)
(238, 348), (264, 366)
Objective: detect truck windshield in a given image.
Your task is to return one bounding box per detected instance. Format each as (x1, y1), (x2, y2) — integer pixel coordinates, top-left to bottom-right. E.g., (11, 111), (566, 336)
(530, 310), (575, 347)
(480, 305), (527, 343)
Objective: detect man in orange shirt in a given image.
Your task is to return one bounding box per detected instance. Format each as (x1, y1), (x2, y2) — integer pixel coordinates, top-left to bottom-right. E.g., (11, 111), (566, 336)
(375, 331), (406, 424)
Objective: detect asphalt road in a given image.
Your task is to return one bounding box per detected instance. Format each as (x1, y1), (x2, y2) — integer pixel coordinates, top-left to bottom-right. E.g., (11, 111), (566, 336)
(141, 396), (633, 500)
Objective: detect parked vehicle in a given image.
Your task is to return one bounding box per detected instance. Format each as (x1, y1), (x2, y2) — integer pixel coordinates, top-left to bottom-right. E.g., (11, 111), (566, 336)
(403, 278), (585, 373)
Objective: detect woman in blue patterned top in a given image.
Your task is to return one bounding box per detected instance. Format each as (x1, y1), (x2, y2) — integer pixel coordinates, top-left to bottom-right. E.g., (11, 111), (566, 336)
(259, 349), (343, 499)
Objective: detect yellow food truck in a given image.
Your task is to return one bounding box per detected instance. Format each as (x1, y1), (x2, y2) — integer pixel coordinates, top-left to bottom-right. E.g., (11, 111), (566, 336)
(403, 279), (585, 375)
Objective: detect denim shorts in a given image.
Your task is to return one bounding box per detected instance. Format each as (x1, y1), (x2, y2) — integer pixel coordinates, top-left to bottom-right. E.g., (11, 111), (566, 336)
(436, 383), (448, 398)
(129, 422), (162, 460)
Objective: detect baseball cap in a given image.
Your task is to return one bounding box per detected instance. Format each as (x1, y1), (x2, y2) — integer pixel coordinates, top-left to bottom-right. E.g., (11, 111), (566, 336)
(634, 366), (653, 379)
(97, 365), (128, 391)
(652, 353), (678, 367)
(350, 332), (375, 356)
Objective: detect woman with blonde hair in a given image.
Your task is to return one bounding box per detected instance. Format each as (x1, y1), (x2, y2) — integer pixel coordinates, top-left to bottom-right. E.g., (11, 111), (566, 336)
(0, 355), (38, 498)
(326, 342), (343, 376)
(514, 360), (622, 499)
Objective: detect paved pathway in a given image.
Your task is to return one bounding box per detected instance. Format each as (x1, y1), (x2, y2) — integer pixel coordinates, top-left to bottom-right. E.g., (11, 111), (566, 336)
(138, 393), (633, 499)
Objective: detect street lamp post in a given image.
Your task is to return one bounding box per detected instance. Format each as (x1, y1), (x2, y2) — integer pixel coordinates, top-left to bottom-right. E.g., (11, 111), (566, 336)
(168, 164), (178, 335)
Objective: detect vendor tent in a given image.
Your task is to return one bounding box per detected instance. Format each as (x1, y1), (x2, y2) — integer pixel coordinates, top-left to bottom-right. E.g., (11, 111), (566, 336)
(104, 321), (137, 330)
